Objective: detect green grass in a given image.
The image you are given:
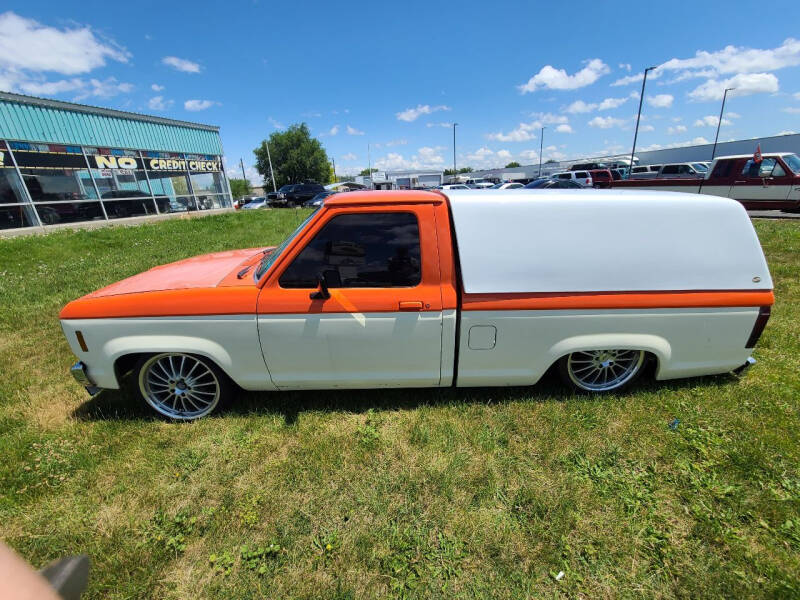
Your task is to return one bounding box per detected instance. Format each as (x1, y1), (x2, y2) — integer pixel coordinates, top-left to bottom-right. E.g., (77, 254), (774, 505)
(1, 211), (799, 599)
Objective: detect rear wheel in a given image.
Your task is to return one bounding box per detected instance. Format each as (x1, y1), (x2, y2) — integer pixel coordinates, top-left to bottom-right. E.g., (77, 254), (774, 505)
(558, 349), (645, 393)
(135, 353), (231, 420)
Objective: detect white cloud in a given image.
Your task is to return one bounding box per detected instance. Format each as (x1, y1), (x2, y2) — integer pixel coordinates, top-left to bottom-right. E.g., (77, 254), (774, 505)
(693, 115), (731, 127)
(647, 93), (674, 108)
(638, 136), (710, 151)
(487, 122), (538, 142)
(385, 139), (407, 147)
(611, 70), (662, 87)
(660, 38), (800, 78)
(588, 116), (626, 129)
(518, 58), (610, 93)
(151, 83), (164, 92)
(373, 146), (446, 170)
(555, 123), (573, 133)
(667, 125), (687, 134)
(325, 125), (339, 136)
(184, 99), (217, 111)
(77, 77), (133, 99)
(639, 124), (655, 132)
(341, 152), (357, 161)
(794, 92), (800, 100)
(147, 96), (172, 111)
(530, 112), (569, 124)
(162, 56), (201, 73)
(396, 104), (450, 122)
(346, 125), (364, 135)
(496, 149), (513, 160)
(0, 11), (129, 76)
(268, 117), (285, 129)
(619, 63), (632, 72)
(688, 72), (779, 101)
(783, 107), (800, 114)
(565, 95), (630, 113)
(426, 122), (453, 128)
(776, 130), (797, 135)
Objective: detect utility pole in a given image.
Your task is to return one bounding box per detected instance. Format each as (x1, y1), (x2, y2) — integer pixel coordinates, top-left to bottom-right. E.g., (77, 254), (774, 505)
(452, 122), (458, 178)
(711, 87), (735, 161)
(367, 143), (371, 188)
(629, 66), (657, 178)
(332, 157), (336, 183)
(239, 158), (246, 181)
(265, 141), (277, 192)
(538, 126), (546, 177)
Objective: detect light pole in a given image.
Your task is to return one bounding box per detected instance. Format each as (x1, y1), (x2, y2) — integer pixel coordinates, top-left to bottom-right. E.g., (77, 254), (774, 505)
(629, 66), (657, 178)
(452, 122), (458, 179)
(538, 126), (546, 177)
(711, 87), (735, 161)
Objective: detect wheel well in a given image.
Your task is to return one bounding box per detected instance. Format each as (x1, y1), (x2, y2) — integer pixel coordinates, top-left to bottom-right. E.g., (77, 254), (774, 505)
(114, 353), (147, 382)
(550, 349), (660, 376)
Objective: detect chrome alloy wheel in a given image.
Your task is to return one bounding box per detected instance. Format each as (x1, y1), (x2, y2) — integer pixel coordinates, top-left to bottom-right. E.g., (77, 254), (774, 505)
(139, 353), (220, 420)
(566, 349), (645, 392)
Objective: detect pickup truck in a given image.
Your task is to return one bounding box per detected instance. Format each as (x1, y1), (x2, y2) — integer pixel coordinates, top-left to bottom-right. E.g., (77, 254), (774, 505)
(61, 189), (774, 420)
(612, 152), (800, 211)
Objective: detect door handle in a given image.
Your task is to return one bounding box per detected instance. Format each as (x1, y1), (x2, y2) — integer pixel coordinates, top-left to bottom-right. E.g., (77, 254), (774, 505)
(734, 180), (747, 184)
(399, 301), (424, 311)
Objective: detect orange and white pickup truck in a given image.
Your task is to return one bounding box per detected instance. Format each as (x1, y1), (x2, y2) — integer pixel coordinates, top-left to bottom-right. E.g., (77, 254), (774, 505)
(611, 152), (800, 211)
(61, 189), (774, 420)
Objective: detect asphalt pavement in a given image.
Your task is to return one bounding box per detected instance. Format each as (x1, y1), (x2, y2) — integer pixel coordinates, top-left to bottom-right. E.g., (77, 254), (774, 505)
(748, 210), (800, 220)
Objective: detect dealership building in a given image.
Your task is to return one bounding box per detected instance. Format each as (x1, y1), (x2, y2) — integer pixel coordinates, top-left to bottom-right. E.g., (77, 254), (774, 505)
(0, 91), (232, 232)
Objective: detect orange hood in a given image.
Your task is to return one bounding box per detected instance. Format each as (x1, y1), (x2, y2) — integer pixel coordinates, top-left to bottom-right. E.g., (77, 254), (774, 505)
(86, 248), (266, 298)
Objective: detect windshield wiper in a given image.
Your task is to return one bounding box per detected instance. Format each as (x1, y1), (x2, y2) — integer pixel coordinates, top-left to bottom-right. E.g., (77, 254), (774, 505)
(237, 265), (252, 279)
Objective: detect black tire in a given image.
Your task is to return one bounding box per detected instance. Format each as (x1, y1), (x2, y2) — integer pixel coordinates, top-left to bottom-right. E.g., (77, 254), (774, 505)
(557, 349), (646, 394)
(134, 353), (233, 420)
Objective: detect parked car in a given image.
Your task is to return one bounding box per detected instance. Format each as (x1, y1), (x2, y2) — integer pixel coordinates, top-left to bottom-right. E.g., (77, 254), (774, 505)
(524, 178), (584, 189)
(551, 171), (593, 187)
(489, 182), (525, 189)
(441, 184), (471, 190)
(588, 169), (616, 188)
(242, 198), (269, 210)
(61, 189), (773, 420)
(656, 163), (707, 178)
(305, 191), (336, 207)
(235, 196), (264, 210)
(569, 161), (608, 171)
(465, 178), (494, 189)
(630, 165), (662, 179)
(611, 152), (800, 211)
(267, 183), (325, 207)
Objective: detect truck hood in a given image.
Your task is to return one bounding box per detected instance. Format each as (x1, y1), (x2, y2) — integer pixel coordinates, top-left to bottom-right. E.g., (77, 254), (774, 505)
(86, 248), (266, 298)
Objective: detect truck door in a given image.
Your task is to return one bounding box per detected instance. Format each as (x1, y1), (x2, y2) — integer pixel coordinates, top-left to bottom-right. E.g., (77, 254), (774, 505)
(729, 157), (793, 208)
(256, 204), (444, 389)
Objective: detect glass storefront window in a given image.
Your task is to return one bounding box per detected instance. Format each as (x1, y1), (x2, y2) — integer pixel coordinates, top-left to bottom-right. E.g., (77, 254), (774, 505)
(190, 171), (225, 194)
(104, 197), (159, 219)
(147, 171), (190, 199)
(92, 169), (151, 199)
(0, 204), (38, 229)
(19, 168), (97, 201)
(34, 202), (105, 225)
(0, 167), (29, 204)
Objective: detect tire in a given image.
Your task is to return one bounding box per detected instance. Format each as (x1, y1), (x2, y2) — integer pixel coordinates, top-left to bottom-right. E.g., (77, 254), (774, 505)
(135, 353), (232, 420)
(558, 349), (646, 393)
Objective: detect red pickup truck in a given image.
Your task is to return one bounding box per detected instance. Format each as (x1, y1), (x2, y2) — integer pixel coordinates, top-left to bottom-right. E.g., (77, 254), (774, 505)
(611, 152), (800, 211)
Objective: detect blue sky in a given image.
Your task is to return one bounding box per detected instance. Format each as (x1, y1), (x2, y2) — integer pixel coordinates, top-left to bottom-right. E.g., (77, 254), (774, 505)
(2, 2), (800, 182)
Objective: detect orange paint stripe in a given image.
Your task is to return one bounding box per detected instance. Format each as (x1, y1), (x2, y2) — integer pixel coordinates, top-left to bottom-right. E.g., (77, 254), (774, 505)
(59, 287), (260, 320)
(462, 290), (775, 311)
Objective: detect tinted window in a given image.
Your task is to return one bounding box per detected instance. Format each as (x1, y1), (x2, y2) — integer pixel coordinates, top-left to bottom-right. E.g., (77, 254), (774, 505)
(280, 212), (421, 289)
(661, 165), (679, 175)
(575, 172), (589, 178)
(557, 173), (571, 180)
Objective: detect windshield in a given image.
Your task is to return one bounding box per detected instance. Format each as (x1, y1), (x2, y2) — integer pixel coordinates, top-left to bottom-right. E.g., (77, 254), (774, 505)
(278, 185), (295, 192)
(783, 154), (800, 174)
(254, 209), (319, 280)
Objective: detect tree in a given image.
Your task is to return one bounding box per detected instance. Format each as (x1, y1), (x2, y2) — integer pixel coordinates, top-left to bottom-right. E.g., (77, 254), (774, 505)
(545, 159), (558, 164)
(505, 161), (521, 168)
(254, 123), (332, 189)
(458, 167), (473, 173)
(228, 178), (251, 199)
(444, 167), (474, 176)
(359, 168), (378, 176)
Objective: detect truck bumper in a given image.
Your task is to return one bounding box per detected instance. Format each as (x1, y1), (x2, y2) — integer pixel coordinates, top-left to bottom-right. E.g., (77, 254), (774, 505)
(732, 356), (756, 376)
(70, 361), (102, 396)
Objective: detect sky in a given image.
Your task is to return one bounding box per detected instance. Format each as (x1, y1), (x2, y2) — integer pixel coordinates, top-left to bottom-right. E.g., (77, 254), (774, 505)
(2, 2), (800, 184)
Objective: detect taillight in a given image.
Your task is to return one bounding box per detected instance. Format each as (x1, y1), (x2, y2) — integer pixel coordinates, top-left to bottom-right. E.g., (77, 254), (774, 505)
(745, 306), (771, 349)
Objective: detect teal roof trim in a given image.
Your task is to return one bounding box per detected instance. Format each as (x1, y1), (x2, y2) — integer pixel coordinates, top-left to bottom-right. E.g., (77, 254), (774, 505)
(0, 95), (223, 155)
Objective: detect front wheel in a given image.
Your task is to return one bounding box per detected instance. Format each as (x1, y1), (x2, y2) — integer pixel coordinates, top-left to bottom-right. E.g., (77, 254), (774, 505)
(558, 349), (645, 393)
(136, 353), (232, 420)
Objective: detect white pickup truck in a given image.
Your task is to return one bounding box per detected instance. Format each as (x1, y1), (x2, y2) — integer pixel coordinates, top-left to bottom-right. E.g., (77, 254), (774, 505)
(61, 190), (774, 420)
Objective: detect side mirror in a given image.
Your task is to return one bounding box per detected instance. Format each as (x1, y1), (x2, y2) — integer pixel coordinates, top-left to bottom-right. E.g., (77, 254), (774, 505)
(309, 273), (330, 300)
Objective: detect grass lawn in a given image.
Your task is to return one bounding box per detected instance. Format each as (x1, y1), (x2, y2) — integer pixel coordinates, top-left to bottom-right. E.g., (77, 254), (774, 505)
(1, 210), (799, 599)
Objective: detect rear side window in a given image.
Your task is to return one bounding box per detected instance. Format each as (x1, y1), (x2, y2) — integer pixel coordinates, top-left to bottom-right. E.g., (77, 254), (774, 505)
(575, 172), (589, 178)
(557, 173), (571, 180)
(279, 212), (421, 288)
(712, 160), (733, 178)
(661, 165), (679, 175)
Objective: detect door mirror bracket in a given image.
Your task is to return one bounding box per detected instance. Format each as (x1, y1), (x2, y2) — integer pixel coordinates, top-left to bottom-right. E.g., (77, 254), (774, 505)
(309, 273), (330, 300)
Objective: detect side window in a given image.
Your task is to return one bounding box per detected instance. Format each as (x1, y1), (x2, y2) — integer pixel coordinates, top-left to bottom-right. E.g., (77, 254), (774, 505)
(758, 158), (777, 177)
(712, 160), (733, 178)
(661, 165), (678, 175)
(279, 212), (421, 289)
(772, 162), (787, 177)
